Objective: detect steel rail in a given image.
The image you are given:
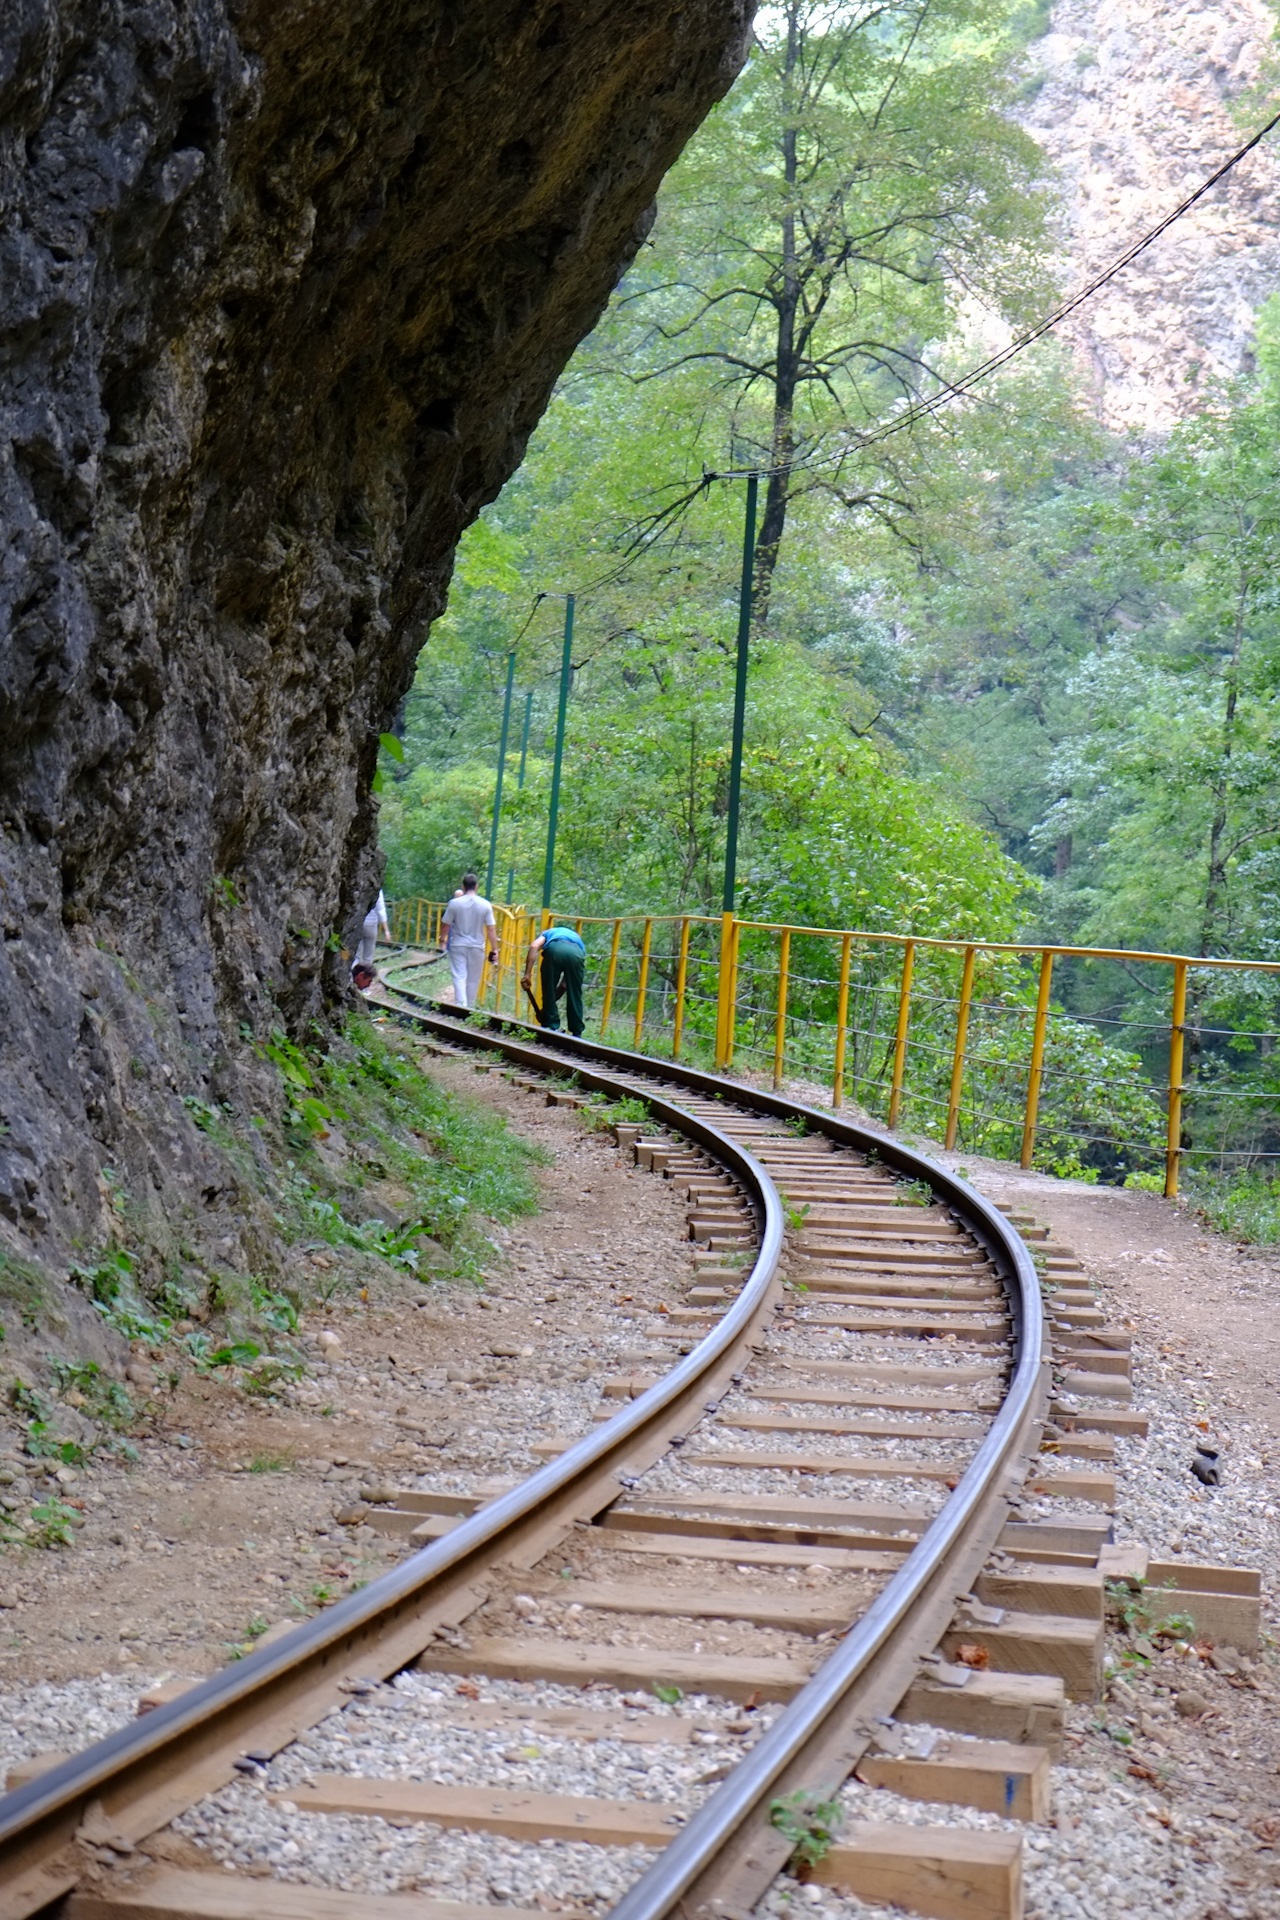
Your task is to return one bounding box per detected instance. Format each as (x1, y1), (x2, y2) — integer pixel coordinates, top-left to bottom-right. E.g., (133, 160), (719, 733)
(0, 1047), (783, 1918)
(391, 1002), (1044, 1920)
(0, 1000), (1040, 1920)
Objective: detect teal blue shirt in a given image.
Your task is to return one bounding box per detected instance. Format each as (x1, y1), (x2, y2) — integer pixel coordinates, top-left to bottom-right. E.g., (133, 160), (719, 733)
(541, 928), (586, 958)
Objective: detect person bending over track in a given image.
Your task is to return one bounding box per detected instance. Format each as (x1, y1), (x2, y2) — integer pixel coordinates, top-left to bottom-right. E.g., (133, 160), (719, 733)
(521, 923), (587, 1036)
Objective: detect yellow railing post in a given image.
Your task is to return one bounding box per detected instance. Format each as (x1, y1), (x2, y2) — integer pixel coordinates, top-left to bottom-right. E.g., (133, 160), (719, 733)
(887, 940), (915, 1130)
(600, 919), (622, 1036)
(1165, 959), (1188, 1198)
(772, 928), (791, 1091)
(496, 911), (510, 1012)
(725, 916), (741, 1069)
(412, 900), (421, 947)
(673, 917), (691, 1060)
(516, 913), (529, 1014)
(515, 914), (525, 1014)
(832, 933), (852, 1108)
(634, 918), (653, 1048)
(1020, 951), (1054, 1169)
(715, 912), (737, 1070)
(945, 946), (977, 1152)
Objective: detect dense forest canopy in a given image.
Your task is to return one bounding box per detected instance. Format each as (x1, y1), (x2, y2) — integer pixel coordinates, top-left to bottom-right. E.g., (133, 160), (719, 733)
(381, 0), (1280, 1198)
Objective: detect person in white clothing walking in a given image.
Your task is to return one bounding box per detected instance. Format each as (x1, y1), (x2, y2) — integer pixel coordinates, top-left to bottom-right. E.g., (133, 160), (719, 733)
(442, 874), (498, 1010)
(351, 889), (389, 989)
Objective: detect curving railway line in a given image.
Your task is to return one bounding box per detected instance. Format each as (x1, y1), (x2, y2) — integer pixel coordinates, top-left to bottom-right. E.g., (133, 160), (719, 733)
(0, 987), (1147, 1920)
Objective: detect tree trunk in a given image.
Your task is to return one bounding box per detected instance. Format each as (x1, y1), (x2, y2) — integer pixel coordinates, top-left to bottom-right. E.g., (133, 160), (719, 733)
(750, 1), (800, 632)
(1199, 573), (1246, 957)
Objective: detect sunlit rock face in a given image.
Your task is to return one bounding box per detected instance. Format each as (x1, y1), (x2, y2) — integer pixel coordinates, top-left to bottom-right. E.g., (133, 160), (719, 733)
(1020, 0), (1280, 430)
(0, 1), (750, 1260)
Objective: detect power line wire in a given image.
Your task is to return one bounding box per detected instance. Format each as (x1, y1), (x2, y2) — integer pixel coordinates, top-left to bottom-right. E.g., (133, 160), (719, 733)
(520, 105), (1280, 606)
(704, 103), (1280, 486)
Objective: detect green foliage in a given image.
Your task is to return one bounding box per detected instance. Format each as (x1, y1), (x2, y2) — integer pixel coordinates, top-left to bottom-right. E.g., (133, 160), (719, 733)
(73, 1250), (173, 1345)
(9, 1377), (92, 1464)
(579, 1093), (651, 1133)
(27, 1496), (83, 1549)
(1106, 1578), (1197, 1647)
(769, 1787), (845, 1875)
(261, 1028), (336, 1143)
(70, 1247), (134, 1305)
(48, 1359), (136, 1431)
(241, 1358), (305, 1398)
(651, 1682), (683, 1705)
(1008, 0), (1051, 42)
(183, 1095), (232, 1138)
(248, 1451), (292, 1473)
(894, 1180), (933, 1207)
(204, 1340), (262, 1369)
(371, 3), (1280, 1212)
(777, 1192), (811, 1233)
(248, 1281), (298, 1334)
(289, 1017), (544, 1280)
(224, 1612), (272, 1658)
(378, 0), (1058, 939)
(1186, 1168), (1280, 1244)
(0, 1248), (47, 1329)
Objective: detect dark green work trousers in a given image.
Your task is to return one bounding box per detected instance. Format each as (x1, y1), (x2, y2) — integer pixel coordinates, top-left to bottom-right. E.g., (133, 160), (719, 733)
(539, 945), (585, 1036)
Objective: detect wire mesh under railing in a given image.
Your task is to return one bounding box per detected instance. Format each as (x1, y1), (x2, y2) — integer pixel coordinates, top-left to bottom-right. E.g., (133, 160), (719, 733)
(382, 899), (1280, 1196)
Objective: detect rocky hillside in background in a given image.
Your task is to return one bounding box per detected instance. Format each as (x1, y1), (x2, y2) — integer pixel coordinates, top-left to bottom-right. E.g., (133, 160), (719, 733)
(1022, 0), (1280, 429)
(0, 1), (750, 1294)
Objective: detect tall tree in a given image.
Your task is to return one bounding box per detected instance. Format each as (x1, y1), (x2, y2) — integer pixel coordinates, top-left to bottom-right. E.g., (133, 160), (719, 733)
(605, 0), (1051, 624)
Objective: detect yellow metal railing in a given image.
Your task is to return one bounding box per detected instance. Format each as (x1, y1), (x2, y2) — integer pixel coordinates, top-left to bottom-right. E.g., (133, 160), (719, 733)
(385, 897), (1280, 1198)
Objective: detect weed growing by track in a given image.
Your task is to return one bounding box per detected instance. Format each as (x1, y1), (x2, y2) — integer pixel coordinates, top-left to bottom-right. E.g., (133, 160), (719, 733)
(1184, 1167), (1280, 1245)
(305, 1015), (546, 1279)
(769, 1786), (844, 1877)
(0, 1011), (548, 1532)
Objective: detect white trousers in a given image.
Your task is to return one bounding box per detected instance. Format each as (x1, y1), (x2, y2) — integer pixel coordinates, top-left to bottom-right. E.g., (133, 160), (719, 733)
(354, 908), (380, 968)
(449, 944), (486, 1008)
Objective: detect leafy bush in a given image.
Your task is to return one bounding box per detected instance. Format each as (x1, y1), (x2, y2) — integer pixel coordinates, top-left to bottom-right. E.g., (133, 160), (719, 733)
(1185, 1168), (1280, 1245)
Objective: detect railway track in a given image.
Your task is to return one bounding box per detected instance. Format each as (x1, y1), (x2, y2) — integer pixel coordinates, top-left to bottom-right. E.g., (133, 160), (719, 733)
(0, 991), (1162, 1920)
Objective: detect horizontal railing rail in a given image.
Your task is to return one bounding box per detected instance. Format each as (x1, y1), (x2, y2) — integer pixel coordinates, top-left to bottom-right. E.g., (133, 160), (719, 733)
(384, 898), (1280, 1197)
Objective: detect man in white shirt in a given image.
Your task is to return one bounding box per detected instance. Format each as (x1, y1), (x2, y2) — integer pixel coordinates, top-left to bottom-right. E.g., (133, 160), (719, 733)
(441, 873), (498, 1010)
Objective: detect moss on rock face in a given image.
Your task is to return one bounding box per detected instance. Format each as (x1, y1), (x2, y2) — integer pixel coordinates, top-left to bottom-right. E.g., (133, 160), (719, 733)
(0, 1), (750, 1268)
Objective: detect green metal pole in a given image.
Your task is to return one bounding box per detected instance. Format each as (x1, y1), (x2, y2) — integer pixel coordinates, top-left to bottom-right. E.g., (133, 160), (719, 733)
(722, 473), (758, 913)
(485, 652), (517, 899)
(542, 594), (574, 912)
(506, 690), (533, 905)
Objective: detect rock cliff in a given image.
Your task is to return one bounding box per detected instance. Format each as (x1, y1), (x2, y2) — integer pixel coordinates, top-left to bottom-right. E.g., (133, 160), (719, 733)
(1022, 0), (1280, 429)
(0, 1), (750, 1292)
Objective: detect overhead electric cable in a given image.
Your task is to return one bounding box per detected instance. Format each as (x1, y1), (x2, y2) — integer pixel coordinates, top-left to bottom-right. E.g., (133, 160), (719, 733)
(702, 103), (1280, 486)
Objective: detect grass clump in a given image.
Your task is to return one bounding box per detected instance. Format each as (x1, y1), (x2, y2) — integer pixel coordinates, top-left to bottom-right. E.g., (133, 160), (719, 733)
(298, 1015), (546, 1279)
(1184, 1168), (1280, 1245)
(894, 1178), (932, 1207)
(579, 1092), (650, 1133)
(0, 1248), (49, 1333)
